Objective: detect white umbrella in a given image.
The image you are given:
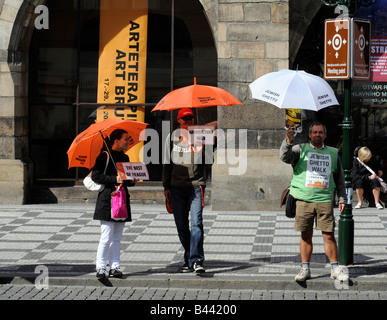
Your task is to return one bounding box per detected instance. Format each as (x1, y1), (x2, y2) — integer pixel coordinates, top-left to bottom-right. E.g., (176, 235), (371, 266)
(249, 69), (339, 111)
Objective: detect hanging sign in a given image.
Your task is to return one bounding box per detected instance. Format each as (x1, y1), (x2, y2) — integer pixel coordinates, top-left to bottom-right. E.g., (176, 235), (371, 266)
(352, 18), (371, 80)
(370, 36), (387, 82)
(97, 0), (148, 162)
(324, 18), (351, 79)
(324, 18), (371, 80)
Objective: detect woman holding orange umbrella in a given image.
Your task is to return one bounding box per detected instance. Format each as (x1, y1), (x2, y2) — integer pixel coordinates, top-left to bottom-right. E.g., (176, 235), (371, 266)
(67, 118), (147, 279)
(92, 129), (136, 279)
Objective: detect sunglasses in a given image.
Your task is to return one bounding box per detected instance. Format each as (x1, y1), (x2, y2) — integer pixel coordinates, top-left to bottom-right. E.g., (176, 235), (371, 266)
(181, 115), (194, 121)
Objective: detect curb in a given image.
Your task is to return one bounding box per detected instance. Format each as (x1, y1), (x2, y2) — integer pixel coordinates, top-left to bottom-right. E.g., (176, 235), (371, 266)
(3, 273), (387, 292)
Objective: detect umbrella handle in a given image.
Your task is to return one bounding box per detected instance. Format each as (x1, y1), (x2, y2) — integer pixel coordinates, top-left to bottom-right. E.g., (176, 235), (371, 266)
(113, 183), (123, 193)
(99, 130), (119, 172)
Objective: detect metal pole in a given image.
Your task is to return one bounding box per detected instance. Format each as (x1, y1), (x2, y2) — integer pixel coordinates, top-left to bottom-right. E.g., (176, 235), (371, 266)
(75, 0), (81, 183)
(338, 0), (355, 267)
(338, 77), (354, 265)
(319, 0), (377, 265)
(170, 0), (175, 132)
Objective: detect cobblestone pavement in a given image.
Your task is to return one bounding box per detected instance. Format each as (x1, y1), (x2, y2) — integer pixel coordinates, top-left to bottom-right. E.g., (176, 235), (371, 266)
(0, 203), (387, 305)
(1, 283), (387, 300)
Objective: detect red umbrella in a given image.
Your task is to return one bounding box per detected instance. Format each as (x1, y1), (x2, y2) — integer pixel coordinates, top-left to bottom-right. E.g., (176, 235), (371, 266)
(67, 118), (148, 169)
(152, 78), (243, 112)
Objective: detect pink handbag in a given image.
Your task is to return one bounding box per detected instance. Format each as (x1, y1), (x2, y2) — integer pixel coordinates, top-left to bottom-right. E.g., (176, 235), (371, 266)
(111, 185), (128, 221)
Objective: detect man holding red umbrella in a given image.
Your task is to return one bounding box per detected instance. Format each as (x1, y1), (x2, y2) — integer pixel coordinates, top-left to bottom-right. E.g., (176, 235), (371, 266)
(163, 108), (211, 273)
(153, 78), (234, 273)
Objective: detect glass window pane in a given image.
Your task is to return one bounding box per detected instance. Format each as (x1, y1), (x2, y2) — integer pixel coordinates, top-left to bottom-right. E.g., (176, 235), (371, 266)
(29, 0), (217, 182)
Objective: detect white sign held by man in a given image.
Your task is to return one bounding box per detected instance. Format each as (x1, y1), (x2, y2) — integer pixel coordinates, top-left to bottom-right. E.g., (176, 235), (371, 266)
(189, 125), (216, 146)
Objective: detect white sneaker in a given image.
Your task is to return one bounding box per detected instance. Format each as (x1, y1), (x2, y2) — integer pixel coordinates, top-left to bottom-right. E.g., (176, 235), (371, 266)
(376, 203), (383, 210)
(354, 203), (362, 209)
(96, 268), (108, 279)
(295, 267), (311, 282)
(193, 260), (205, 273)
(331, 266), (349, 282)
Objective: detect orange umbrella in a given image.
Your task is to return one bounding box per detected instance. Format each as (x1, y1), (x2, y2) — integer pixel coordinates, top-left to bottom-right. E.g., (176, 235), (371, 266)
(152, 78), (243, 112)
(67, 118), (148, 169)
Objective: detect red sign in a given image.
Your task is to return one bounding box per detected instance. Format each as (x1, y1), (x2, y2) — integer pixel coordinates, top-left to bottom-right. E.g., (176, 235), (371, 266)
(352, 19), (371, 79)
(324, 18), (351, 79)
(370, 36), (387, 82)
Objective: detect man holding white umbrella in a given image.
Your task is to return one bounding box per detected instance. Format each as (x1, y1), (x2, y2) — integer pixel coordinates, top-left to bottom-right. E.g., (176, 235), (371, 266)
(250, 69), (349, 283)
(280, 122), (349, 283)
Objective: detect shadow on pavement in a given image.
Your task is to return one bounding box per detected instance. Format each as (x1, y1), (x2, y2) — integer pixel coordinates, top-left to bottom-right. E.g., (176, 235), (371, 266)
(0, 264), (95, 284)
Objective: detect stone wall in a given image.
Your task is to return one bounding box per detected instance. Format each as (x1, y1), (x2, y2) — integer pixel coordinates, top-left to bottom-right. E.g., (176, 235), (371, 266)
(209, 0), (293, 210)
(0, 0), (318, 207)
(0, 0), (43, 204)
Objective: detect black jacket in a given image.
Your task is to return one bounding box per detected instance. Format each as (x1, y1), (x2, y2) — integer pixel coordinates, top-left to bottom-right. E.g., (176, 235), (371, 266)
(351, 156), (383, 184)
(91, 150), (135, 222)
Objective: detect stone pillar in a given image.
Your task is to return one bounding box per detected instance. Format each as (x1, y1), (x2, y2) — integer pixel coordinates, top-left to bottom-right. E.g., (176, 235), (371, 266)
(211, 0), (293, 210)
(0, 60), (30, 204)
(0, 0), (34, 204)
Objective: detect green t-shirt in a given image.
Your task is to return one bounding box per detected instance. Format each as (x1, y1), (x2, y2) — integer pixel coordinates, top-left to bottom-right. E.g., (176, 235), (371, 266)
(290, 143), (338, 202)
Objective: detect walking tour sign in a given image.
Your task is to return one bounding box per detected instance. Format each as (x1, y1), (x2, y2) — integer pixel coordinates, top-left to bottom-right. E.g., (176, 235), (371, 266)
(324, 17), (371, 80)
(324, 18), (351, 79)
(352, 18), (371, 79)
(324, 15), (371, 266)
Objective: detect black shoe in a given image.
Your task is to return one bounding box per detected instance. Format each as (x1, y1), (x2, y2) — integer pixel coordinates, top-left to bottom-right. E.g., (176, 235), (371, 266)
(193, 260), (205, 273)
(96, 268), (108, 279)
(180, 263), (194, 273)
(109, 268), (123, 278)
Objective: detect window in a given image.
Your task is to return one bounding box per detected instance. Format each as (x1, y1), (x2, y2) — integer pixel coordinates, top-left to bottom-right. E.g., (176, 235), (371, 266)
(29, 0), (217, 183)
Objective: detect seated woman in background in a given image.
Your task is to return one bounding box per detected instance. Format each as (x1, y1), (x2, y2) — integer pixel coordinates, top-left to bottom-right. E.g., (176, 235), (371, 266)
(351, 146), (384, 210)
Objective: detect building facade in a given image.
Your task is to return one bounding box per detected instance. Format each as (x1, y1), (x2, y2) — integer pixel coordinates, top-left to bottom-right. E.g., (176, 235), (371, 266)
(0, 0), (386, 209)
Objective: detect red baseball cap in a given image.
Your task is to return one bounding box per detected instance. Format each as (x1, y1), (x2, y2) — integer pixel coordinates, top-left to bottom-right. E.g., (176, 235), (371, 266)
(177, 108), (194, 120)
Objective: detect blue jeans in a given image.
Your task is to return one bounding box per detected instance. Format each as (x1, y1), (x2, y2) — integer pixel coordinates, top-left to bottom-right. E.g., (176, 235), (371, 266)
(171, 186), (205, 267)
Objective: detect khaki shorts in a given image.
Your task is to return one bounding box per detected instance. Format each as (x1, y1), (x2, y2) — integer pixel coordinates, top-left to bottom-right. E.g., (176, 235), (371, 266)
(295, 200), (335, 232)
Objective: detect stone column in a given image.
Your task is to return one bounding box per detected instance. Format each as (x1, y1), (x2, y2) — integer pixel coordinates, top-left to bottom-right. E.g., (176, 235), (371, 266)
(211, 0), (293, 210)
(0, 0), (34, 204)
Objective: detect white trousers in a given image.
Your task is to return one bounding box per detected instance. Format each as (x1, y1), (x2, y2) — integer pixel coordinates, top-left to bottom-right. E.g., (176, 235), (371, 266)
(96, 221), (125, 270)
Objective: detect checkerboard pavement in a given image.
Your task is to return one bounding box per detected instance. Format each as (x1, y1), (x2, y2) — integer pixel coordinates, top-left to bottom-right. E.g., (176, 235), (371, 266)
(0, 203), (387, 290)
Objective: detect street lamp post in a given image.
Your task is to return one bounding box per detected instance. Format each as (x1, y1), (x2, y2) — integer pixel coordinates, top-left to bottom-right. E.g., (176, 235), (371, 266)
(319, 0), (376, 265)
(339, 76), (354, 266)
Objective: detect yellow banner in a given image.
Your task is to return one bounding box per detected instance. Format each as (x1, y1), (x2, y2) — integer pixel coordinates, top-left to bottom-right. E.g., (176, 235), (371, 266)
(97, 0), (148, 162)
